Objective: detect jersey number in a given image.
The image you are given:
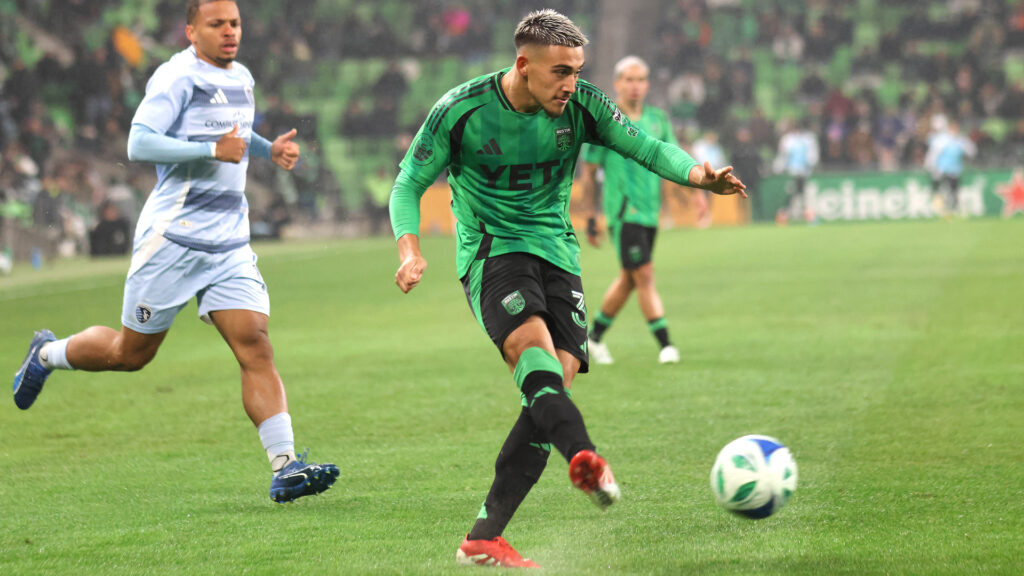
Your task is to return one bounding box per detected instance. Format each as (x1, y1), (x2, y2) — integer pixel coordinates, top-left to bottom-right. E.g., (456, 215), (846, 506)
(571, 290), (587, 329)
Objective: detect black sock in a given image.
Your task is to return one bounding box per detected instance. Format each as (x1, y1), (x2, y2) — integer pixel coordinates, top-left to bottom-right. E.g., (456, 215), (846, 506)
(468, 409), (550, 541)
(522, 370), (595, 462)
(648, 317), (671, 348)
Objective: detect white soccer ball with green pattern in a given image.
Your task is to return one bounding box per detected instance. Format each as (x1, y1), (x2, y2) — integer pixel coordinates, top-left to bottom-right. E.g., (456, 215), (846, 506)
(710, 435), (797, 519)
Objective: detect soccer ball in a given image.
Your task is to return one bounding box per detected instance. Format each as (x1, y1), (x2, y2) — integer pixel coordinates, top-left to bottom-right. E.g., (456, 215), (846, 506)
(710, 434), (797, 519)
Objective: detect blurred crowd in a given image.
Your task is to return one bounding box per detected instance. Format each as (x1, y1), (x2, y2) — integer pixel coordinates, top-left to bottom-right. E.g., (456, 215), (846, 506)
(652, 0), (1024, 173)
(2, 0), (1022, 263)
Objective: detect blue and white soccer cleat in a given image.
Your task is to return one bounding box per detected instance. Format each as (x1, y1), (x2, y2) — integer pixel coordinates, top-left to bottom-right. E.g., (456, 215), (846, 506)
(269, 452), (340, 503)
(13, 329), (56, 410)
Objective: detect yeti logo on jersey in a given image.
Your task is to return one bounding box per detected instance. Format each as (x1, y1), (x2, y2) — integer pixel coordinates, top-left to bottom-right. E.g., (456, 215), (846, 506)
(135, 304), (153, 324)
(501, 291), (525, 315)
(412, 132), (435, 165)
(571, 290), (587, 329)
(555, 126), (574, 151)
(627, 126), (639, 137)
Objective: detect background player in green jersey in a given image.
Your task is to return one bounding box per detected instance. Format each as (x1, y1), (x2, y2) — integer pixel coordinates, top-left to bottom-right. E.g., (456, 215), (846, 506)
(580, 56), (687, 366)
(389, 9), (746, 569)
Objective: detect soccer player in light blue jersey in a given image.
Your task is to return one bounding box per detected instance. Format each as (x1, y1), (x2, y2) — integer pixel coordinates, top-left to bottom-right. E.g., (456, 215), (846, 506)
(925, 118), (976, 215)
(13, 0), (338, 503)
(773, 118), (819, 223)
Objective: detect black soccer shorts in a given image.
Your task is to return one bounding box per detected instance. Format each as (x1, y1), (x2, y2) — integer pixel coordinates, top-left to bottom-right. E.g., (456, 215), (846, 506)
(461, 252), (589, 373)
(614, 222), (658, 270)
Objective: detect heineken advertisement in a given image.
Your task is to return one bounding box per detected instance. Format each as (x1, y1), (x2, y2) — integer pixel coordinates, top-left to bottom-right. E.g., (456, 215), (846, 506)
(753, 169), (1024, 222)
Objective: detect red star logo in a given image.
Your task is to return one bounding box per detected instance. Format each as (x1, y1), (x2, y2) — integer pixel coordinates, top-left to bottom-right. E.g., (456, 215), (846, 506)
(996, 171), (1024, 218)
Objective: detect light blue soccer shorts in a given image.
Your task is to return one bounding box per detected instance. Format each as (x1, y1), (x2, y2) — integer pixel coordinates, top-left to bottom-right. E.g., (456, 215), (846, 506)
(121, 237), (269, 334)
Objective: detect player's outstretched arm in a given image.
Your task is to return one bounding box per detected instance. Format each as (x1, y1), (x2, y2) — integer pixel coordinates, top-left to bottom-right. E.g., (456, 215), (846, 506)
(577, 79), (745, 199)
(687, 161), (748, 198)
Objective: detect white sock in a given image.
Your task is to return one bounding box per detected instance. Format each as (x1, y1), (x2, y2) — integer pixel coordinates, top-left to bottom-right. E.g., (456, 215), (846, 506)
(258, 412), (295, 472)
(39, 338), (74, 370)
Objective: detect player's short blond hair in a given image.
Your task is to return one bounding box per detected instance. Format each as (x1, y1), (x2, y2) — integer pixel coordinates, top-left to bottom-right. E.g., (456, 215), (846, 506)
(614, 56), (649, 79)
(513, 9), (589, 50)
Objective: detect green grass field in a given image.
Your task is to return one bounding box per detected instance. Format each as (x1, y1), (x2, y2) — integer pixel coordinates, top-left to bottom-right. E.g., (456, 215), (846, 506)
(1, 219), (1022, 575)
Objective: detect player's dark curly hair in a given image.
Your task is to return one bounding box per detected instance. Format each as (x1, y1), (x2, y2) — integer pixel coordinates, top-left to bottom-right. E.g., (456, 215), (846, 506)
(513, 9), (588, 50)
(187, 0), (231, 24)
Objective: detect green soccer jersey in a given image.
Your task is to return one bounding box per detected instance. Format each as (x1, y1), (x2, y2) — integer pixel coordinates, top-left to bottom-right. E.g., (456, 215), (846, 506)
(390, 69), (699, 278)
(582, 105), (677, 228)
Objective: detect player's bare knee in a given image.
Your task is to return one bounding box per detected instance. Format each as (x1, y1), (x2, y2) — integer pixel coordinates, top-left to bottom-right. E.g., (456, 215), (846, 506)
(619, 269), (636, 289)
(234, 331), (275, 367)
(118, 348), (157, 372)
(111, 333), (159, 371)
(632, 266), (654, 288)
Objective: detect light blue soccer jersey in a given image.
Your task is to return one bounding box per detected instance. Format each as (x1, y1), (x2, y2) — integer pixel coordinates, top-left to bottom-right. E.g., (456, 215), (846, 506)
(774, 131), (819, 177)
(928, 132), (975, 176)
(131, 46), (256, 252)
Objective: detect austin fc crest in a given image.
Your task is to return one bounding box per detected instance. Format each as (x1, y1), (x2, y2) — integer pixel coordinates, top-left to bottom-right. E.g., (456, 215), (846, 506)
(555, 126), (574, 151)
(501, 291), (526, 315)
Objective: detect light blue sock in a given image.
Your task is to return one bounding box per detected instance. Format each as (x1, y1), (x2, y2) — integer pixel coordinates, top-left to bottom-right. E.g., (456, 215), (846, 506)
(40, 338), (74, 370)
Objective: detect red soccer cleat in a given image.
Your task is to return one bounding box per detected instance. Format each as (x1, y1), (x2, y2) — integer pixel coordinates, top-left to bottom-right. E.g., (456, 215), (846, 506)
(569, 450), (621, 509)
(456, 535), (541, 568)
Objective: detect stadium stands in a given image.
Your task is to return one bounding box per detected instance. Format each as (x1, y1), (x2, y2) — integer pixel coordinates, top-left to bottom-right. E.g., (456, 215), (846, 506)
(1, 0), (1021, 259)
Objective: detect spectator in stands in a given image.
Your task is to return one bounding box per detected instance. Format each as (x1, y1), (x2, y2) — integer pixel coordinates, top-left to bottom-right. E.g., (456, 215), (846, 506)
(875, 106), (907, 172)
(88, 200), (130, 256)
(804, 18), (834, 64)
(998, 80), (1024, 119)
(772, 21), (804, 62)
(846, 120), (876, 168)
(75, 46), (114, 146)
(798, 67), (828, 106)
(729, 126), (763, 221)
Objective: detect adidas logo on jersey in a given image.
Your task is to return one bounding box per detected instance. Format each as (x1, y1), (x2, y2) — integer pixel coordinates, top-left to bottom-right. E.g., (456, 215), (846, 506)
(209, 88), (229, 104)
(476, 138), (503, 155)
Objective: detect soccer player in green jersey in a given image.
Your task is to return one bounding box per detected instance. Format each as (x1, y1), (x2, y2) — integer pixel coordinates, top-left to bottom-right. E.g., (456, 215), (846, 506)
(580, 55), (686, 366)
(389, 10), (746, 568)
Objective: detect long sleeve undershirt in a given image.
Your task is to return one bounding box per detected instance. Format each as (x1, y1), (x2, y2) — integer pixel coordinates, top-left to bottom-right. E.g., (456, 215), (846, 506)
(127, 124), (273, 163)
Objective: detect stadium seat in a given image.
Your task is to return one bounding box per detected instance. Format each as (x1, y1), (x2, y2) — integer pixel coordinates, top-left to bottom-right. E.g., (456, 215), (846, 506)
(853, 21), (880, 52)
(827, 46), (853, 85)
(1005, 55), (1024, 84)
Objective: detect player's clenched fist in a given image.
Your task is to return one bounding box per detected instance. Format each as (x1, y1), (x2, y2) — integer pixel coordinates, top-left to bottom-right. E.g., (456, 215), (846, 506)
(395, 254), (427, 293)
(215, 124), (246, 163)
(272, 128), (300, 170)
